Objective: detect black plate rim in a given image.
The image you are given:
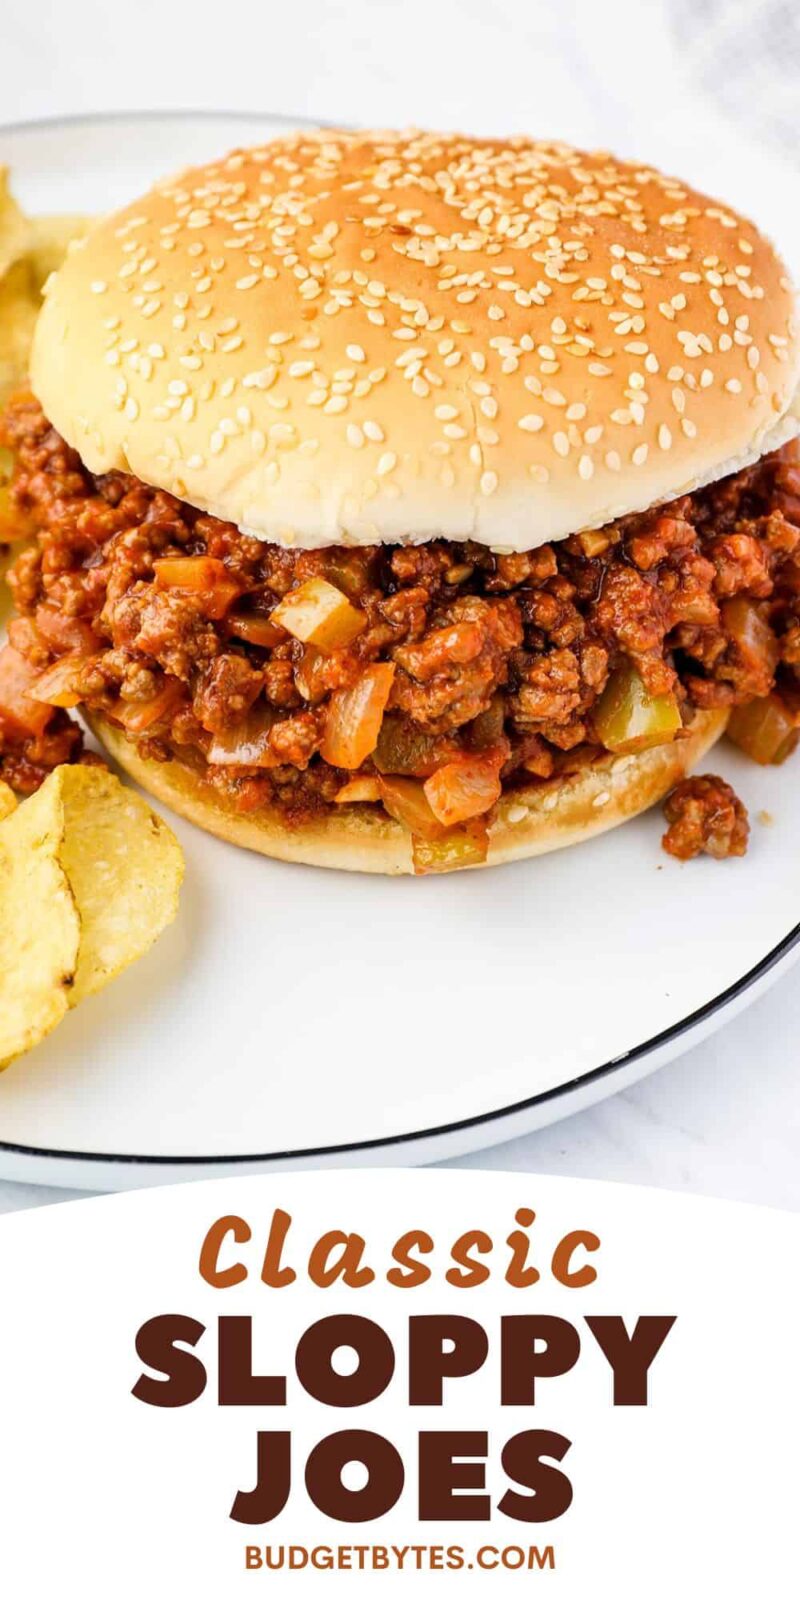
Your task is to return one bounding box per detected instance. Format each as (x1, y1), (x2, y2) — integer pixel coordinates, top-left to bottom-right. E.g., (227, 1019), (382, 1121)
(1, 922), (797, 1171)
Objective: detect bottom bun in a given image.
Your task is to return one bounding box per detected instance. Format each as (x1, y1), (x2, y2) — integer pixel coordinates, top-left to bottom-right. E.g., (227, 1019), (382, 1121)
(87, 709), (728, 876)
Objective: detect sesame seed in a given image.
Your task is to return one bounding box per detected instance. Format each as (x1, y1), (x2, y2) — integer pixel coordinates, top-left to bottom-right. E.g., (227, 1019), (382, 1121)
(270, 423), (296, 444)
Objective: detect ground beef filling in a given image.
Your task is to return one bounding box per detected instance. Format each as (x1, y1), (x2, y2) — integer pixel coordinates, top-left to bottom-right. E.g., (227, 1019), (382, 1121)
(662, 775), (750, 861)
(1, 395), (799, 835)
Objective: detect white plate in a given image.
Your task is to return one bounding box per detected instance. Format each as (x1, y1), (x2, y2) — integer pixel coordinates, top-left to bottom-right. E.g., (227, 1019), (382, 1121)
(0, 111), (798, 1191)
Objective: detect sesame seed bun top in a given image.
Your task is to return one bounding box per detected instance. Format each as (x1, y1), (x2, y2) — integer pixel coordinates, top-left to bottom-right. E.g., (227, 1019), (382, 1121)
(31, 127), (800, 552)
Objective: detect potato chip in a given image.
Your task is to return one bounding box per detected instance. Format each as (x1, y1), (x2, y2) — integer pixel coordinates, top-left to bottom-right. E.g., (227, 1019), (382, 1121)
(0, 765), (183, 1070)
(0, 778), (79, 1069)
(0, 198), (92, 405)
(0, 779), (16, 821)
(52, 765), (184, 1005)
(28, 214), (92, 290)
(0, 258), (38, 406)
(0, 167), (31, 279)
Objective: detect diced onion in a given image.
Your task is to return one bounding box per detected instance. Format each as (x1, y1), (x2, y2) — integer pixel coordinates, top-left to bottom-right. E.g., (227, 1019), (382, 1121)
(207, 708), (278, 767)
(114, 679), (184, 735)
(293, 645), (328, 705)
(271, 577), (366, 653)
(34, 604), (99, 656)
(153, 556), (242, 620)
(727, 693), (799, 765)
(423, 749), (504, 826)
(320, 663), (395, 769)
(578, 530), (612, 558)
(226, 612), (285, 649)
(334, 776), (382, 804)
(377, 775), (444, 840)
(29, 655), (91, 708)
(0, 644), (54, 736)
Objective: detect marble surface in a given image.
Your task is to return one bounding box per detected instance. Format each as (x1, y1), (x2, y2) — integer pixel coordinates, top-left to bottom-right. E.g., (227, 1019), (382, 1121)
(0, 0), (798, 1215)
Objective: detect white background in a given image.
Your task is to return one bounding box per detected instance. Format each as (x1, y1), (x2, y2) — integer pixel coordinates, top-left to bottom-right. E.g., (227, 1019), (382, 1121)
(1, 0), (799, 1211)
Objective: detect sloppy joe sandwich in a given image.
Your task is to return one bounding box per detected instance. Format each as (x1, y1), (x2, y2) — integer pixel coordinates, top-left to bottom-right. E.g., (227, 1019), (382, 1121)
(1, 129), (799, 873)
